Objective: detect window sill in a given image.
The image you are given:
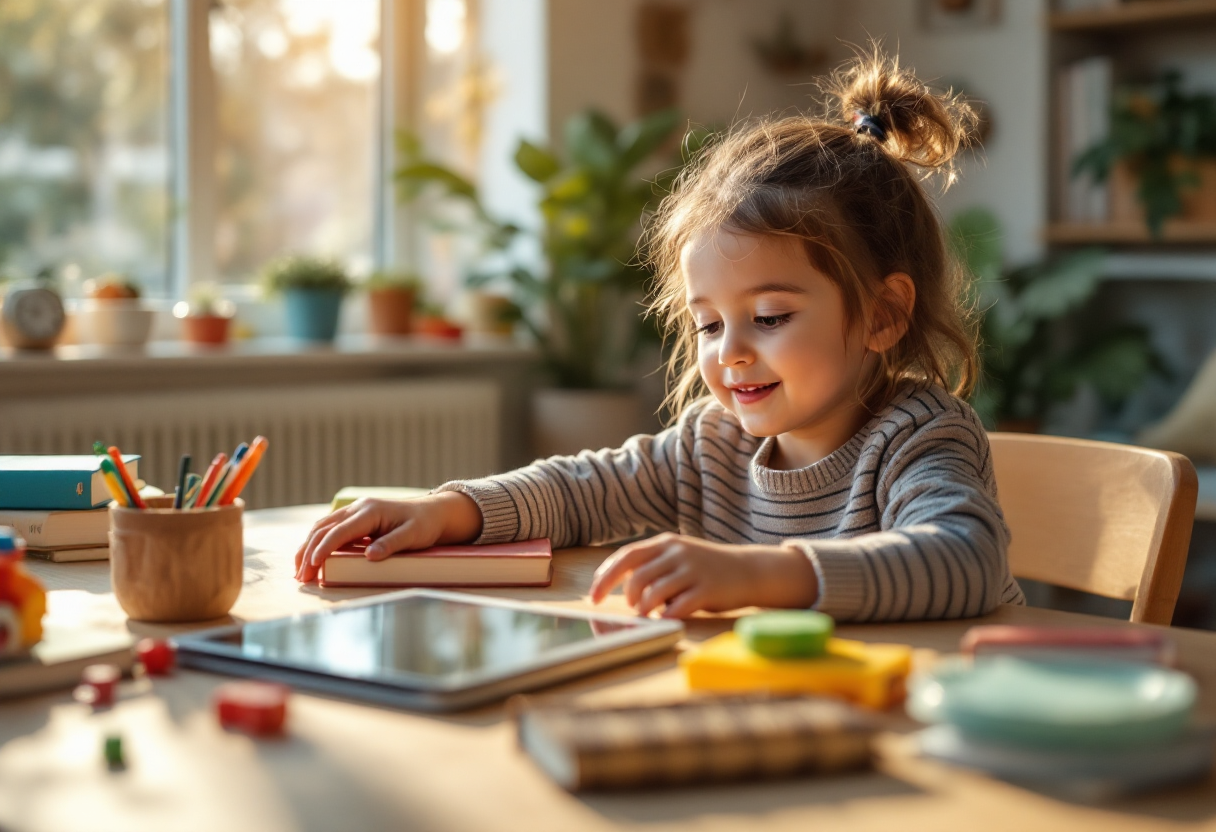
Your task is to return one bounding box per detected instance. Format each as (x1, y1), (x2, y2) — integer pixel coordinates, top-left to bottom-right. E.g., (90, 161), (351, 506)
(0, 335), (538, 397)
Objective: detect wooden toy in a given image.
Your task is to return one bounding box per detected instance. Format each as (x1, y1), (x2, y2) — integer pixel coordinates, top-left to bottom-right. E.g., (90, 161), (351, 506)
(0, 527), (47, 655)
(215, 681), (290, 736)
(136, 638), (177, 676)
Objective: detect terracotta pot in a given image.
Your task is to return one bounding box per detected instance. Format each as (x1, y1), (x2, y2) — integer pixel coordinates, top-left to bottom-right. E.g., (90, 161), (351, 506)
(182, 314), (231, 345)
(109, 496), (244, 623)
(466, 292), (515, 336)
(1110, 158), (1216, 225)
(368, 286), (416, 336)
(532, 388), (645, 458)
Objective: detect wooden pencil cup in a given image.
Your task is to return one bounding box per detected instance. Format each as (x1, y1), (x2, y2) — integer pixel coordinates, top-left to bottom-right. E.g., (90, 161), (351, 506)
(110, 496), (244, 623)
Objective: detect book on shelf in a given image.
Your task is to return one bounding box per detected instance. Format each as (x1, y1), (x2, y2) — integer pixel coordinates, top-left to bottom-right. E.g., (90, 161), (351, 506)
(1057, 56), (1112, 223)
(26, 546), (109, 563)
(0, 506), (109, 549)
(0, 626), (135, 700)
(318, 537), (553, 588)
(515, 694), (876, 791)
(0, 455), (140, 511)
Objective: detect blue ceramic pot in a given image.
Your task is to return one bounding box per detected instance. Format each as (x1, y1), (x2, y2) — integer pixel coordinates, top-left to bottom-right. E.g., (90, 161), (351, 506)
(283, 288), (344, 341)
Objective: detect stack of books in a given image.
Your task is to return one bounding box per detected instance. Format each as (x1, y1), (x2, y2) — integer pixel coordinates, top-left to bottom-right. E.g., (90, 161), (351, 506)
(0, 455), (141, 562)
(1056, 55), (1112, 223)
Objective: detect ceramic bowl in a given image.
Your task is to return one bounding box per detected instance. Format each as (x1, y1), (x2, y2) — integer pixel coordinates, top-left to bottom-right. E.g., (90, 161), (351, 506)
(76, 299), (156, 347)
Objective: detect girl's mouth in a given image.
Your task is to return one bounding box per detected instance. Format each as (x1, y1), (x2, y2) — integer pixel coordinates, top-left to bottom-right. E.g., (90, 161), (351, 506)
(731, 382), (779, 405)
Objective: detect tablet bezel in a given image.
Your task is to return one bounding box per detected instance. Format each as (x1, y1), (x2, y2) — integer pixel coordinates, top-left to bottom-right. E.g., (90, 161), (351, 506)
(173, 589), (684, 709)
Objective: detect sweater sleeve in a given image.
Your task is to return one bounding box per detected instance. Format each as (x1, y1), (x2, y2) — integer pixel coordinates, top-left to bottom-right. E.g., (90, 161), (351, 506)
(432, 422), (684, 548)
(783, 405), (1016, 622)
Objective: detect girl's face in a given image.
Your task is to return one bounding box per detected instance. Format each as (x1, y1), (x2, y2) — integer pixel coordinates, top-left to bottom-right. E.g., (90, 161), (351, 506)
(683, 228), (876, 469)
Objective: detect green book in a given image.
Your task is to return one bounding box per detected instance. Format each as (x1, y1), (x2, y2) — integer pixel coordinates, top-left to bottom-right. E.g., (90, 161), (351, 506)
(330, 486), (429, 511)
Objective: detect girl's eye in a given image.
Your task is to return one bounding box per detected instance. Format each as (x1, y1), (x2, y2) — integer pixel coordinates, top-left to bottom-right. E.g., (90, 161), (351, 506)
(754, 314), (791, 329)
(695, 321), (721, 336)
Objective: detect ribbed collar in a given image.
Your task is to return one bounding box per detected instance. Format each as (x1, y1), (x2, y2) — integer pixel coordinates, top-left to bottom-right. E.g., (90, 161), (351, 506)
(747, 385), (918, 496)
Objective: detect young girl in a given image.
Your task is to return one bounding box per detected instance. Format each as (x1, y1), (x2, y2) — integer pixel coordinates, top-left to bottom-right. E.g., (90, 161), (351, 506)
(296, 50), (1026, 622)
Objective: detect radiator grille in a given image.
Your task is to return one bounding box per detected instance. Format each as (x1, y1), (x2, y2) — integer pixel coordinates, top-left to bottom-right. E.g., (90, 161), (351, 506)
(0, 380), (501, 508)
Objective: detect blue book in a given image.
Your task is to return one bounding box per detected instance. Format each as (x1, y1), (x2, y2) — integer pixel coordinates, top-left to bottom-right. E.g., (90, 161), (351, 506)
(0, 455), (141, 510)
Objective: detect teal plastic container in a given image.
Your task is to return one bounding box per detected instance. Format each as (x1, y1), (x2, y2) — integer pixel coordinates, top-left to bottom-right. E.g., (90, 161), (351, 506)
(734, 611), (834, 658)
(283, 288), (344, 341)
(907, 655), (1197, 750)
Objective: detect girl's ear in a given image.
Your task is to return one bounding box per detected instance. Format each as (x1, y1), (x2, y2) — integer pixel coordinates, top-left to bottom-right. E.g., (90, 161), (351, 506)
(867, 272), (916, 353)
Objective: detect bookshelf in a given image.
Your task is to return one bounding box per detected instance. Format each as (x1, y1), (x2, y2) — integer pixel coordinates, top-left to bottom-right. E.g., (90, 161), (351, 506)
(1049, 0), (1216, 32)
(1046, 1), (1216, 249)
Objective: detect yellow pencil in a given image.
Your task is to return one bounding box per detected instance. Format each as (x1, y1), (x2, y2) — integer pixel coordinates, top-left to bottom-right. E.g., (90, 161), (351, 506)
(98, 458), (131, 507)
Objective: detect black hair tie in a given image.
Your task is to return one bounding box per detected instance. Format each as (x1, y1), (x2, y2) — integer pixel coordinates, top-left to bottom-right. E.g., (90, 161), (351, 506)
(851, 110), (888, 142)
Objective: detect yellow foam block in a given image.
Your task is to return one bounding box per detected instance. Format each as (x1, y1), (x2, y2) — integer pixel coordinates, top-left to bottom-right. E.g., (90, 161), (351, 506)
(680, 633), (913, 710)
(330, 486), (429, 511)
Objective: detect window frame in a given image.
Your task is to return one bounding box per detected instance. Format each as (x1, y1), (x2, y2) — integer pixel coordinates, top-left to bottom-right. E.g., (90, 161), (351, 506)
(167, 0), (420, 298)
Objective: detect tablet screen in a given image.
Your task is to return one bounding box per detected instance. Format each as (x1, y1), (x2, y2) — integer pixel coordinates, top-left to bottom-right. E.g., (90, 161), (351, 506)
(212, 594), (640, 683)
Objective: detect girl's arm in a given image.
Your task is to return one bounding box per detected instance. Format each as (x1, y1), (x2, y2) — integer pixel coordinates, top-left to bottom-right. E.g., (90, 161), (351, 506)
(784, 409), (1022, 622)
(433, 425), (683, 549)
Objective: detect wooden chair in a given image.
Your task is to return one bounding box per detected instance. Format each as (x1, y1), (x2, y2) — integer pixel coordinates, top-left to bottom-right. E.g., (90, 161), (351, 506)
(988, 432), (1199, 625)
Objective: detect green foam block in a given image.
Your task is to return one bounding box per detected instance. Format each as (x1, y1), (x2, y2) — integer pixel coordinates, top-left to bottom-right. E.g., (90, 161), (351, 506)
(735, 611), (835, 659)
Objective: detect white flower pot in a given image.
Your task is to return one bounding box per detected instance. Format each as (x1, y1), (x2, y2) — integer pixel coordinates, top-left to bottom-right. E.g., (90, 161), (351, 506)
(531, 388), (645, 458)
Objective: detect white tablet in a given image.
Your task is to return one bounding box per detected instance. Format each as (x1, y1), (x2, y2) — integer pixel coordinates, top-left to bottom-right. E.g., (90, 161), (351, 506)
(174, 590), (684, 712)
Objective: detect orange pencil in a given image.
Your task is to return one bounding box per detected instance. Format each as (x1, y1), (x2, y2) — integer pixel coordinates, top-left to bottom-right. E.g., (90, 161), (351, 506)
(195, 452), (228, 507)
(219, 436), (268, 506)
(107, 446), (147, 509)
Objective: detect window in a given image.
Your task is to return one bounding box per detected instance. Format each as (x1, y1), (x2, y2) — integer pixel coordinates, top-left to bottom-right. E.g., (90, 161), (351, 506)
(209, 0), (381, 283)
(0, 0), (170, 295)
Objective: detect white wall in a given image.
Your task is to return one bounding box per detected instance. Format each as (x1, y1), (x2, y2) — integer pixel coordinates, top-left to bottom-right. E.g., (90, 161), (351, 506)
(837, 0), (1048, 262)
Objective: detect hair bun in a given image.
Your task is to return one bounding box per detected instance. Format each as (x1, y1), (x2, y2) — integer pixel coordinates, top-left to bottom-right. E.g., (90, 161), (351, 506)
(827, 45), (978, 182)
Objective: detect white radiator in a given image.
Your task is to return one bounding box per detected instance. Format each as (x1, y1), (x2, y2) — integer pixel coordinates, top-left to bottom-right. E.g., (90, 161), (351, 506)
(0, 380), (501, 508)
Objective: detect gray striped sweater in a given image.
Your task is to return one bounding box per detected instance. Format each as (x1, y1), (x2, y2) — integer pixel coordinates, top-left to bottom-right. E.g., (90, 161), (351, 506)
(438, 384), (1026, 622)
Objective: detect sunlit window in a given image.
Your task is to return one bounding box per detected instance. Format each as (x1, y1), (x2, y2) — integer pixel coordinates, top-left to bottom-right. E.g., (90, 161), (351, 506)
(210, 0), (381, 282)
(0, 0), (169, 294)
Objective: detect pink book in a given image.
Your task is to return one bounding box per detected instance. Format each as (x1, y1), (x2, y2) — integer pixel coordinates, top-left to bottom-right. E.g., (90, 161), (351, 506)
(318, 537), (553, 588)
(960, 625), (1175, 666)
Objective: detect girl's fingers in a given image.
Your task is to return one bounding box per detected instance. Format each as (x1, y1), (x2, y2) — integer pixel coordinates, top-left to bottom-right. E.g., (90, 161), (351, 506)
(362, 520), (420, 561)
(300, 512), (379, 582)
(589, 536), (672, 602)
(659, 587), (704, 620)
(635, 567), (695, 617)
(623, 550), (681, 607)
(294, 506), (357, 577)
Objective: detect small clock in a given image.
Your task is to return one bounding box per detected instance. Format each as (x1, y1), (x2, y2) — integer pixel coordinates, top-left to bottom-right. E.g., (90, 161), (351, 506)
(1, 284), (66, 350)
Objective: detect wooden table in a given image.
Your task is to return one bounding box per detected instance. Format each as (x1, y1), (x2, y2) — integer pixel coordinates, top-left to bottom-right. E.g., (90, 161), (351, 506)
(5, 505), (1216, 832)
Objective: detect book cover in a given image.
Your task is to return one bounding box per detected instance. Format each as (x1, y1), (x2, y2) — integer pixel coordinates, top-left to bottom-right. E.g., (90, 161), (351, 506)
(318, 537), (552, 588)
(26, 546), (109, 563)
(0, 506), (109, 548)
(0, 455), (140, 511)
(515, 694), (876, 791)
(0, 626), (134, 700)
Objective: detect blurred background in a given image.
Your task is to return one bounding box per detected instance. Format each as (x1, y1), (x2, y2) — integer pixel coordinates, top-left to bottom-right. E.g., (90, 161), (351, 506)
(2, 0), (1216, 623)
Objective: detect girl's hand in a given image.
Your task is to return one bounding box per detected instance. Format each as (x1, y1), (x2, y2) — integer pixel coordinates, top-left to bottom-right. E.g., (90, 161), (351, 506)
(294, 491), (482, 584)
(588, 532), (819, 618)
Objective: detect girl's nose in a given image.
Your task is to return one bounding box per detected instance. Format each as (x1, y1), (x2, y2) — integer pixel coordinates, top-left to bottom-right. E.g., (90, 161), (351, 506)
(718, 325), (754, 366)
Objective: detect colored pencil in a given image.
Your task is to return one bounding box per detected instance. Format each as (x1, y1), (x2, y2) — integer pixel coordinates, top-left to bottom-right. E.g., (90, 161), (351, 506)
(195, 452), (228, 507)
(219, 436), (268, 506)
(182, 473), (203, 508)
(107, 446), (147, 509)
(98, 458), (132, 507)
(173, 454), (192, 509)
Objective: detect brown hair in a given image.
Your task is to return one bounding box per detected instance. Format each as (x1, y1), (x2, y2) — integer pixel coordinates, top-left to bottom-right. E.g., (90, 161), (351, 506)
(645, 47), (980, 419)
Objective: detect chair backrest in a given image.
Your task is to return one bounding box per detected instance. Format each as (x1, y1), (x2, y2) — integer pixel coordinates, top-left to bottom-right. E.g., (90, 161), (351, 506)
(988, 432), (1198, 625)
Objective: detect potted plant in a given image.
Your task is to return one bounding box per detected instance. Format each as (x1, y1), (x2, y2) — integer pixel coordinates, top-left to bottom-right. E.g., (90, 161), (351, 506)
(949, 208), (1165, 431)
(1074, 72), (1216, 238)
(78, 274), (154, 348)
(173, 283), (236, 346)
(365, 270), (420, 336)
(394, 108), (690, 454)
(261, 255), (352, 342)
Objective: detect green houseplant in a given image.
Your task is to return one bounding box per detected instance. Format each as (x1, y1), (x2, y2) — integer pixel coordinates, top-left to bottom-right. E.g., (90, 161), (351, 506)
(949, 208), (1164, 429)
(394, 108), (687, 389)
(1074, 72), (1216, 238)
(261, 255), (352, 342)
